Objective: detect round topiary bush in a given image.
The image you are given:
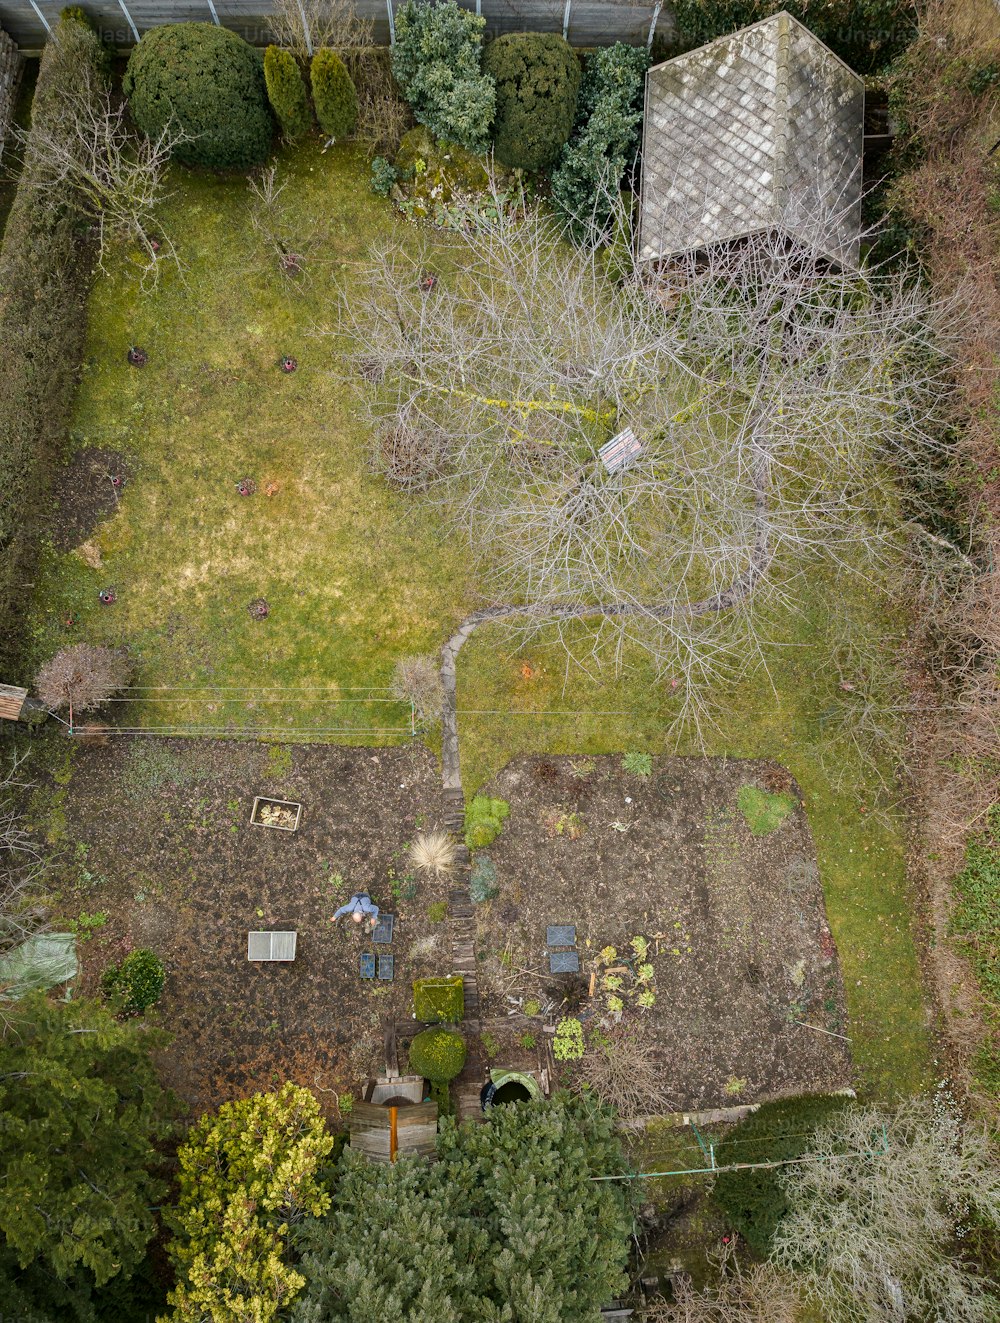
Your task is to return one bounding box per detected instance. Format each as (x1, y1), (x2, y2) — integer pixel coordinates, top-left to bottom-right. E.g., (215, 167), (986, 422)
(311, 48), (358, 140)
(101, 948), (166, 1016)
(409, 1026), (467, 1083)
(712, 1093), (849, 1255)
(264, 44), (313, 140)
(483, 32), (581, 172)
(124, 23), (273, 170)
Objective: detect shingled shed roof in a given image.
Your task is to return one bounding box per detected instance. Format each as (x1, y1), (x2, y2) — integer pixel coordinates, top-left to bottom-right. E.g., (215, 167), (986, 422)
(639, 11), (864, 268)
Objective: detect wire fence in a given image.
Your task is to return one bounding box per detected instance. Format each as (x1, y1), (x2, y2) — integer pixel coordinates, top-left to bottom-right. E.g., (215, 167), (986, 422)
(1, 0), (668, 50)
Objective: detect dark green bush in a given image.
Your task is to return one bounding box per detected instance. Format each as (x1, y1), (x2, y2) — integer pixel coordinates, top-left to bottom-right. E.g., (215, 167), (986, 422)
(101, 949), (166, 1015)
(264, 45), (313, 140)
(712, 1094), (848, 1254)
(409, 1026), (467, 1083)
(550, 42), (647, 240)
(0, 17), (105, 676)
(414, 976), (464, 1023)
(671, 0), (917, 76)
(311, 48), (358, 140)
(392, 0), (495, 152)
(124, 23), (273, 170)
(370, 155), (398, 196)
(483, 33), (580, 172)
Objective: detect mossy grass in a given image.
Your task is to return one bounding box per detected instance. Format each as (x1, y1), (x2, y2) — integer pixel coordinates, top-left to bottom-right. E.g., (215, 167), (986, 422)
(736, 783), (797, 836)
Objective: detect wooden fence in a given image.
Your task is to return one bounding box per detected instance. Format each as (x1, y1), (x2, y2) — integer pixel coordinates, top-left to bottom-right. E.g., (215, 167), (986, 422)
(0, 0), (669, 50)
(0, 24), (20, 159)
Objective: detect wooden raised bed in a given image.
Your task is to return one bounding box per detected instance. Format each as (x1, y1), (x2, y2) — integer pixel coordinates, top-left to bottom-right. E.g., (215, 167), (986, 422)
(250, 796), (302, 832)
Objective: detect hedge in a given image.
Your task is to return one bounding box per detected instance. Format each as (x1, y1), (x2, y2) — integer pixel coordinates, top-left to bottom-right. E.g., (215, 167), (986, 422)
(408, 1026), (467, 1083)
(711, 1093), (849, 1254)
(671, 0), (917, 76)
(124, 23), (273, 170)
(0, 16), (105, 676)
(414, 976), (464, 1023)
(311, 48), (358, 140)
(483, 33), (581, 173)
(264, 44), (313, 140)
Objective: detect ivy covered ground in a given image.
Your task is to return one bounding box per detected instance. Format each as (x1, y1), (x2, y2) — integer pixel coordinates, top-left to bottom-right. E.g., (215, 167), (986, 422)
(27, 138), (932, 1101)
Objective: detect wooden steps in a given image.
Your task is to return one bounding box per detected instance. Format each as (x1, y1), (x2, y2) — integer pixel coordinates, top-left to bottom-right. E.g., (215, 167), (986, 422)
(449, 887), (480, 1019)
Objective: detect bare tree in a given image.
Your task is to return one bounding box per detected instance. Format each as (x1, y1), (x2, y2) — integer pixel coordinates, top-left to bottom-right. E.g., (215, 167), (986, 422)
(246, 165), (326, 284)
(340, 187), (955, 735)
(36, 644), (133, 716)
(15, 64), (186, 282)
(269, 0), (372, 61)
(0, 752), (50, 962)
(772, 1095), (1000, 1322)
(578, 1021), (664, 1121)
(643, 1242), (799, 1322)
(392, 654), (443, 727)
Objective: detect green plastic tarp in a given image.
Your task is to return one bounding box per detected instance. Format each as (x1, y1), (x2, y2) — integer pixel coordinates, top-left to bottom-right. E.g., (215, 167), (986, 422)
(0, 932), (77, 998)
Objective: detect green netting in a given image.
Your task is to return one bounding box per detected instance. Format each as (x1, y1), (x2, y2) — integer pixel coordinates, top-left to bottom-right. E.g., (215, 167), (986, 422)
(0, 932), (77, 998)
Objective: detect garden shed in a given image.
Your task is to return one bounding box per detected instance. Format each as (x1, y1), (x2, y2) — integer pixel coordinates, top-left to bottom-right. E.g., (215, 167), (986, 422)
(638, 11), (864, 268)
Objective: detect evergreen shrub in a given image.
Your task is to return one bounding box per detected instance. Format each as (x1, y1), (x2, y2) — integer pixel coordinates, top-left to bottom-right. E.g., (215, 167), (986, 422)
(311, 48), (358, 139)
(264, 44), (313, 139)
(483, 32), (581, 171)
(392, 0), (495, 152)
(470, 855), (499, 903)
(124, 23), (273, 170)
(409, 1026), (467, 1082)
(712, 1093), (849, 1254)
(101, 948), (165, 1015)
(551, 41), (647, 239)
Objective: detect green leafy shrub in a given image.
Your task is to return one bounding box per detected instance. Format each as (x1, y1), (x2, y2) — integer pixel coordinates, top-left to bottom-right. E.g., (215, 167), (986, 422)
(311, 48), (358, 140)
(414, 975), (464, 1023)
(0, 16), (105, 675)
(482, 32), (580, 172)
(551, 42), (647, 239)
(392, 0), (495, 152)
(166, 1084), (332, 1320)
(124, 23), (274, 170)
(622, 751), (652, 777)
(101, 948), (165, 1015)
(464, 795), (510, 851)
(370, 155), (398, 196)
(409, 1026), (467, 1082)
(737, 784), (797, 835)
(712, 1094), (849, 1254)
(553, 1016), (585, 1061)
(470, 855), (499, 903)
(264, 44), (313, 139)
(672, 0), (917, 76)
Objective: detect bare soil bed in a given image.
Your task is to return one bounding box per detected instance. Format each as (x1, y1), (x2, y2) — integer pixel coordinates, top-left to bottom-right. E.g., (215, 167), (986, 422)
(474, 755), (851, 1110)
(51, 738), (448, 1115)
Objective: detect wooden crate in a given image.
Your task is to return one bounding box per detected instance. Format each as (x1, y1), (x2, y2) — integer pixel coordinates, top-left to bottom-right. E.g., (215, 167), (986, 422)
(249, 796), (302, 831)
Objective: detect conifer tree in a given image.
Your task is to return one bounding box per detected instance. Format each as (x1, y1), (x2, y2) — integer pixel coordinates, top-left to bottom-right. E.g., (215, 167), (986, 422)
(310, 48), (357, 140)
(264, 45), (314, 139)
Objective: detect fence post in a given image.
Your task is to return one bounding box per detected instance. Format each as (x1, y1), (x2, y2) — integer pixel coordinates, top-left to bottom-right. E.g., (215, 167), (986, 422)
(297, 0), (313, 55)
(206, 0), (220, 24)
(647, 0), (663, 52)
(562, 0), (572, 41)
(387, 0), (396, 46)
(118, 0), (140, 43)
(27, 0), (51, 36)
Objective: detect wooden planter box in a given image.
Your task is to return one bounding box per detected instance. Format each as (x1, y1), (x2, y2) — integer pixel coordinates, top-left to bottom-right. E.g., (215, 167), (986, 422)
(250, 796), (302, 832)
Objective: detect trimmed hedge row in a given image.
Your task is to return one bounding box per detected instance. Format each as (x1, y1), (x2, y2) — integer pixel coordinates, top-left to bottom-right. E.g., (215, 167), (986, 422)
(0, 15), (106, 675)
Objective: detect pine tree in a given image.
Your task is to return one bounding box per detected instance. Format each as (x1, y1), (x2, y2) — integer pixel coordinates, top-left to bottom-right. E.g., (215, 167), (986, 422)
(293, 1093), (632, 1321)
(0, 993), (174, 1314)
(264, 45), (314, 140)
(310, 48), (357, 141)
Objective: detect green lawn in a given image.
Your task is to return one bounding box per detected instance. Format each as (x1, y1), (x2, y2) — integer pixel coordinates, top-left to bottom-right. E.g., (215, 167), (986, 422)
(28, 139), (932, 1100)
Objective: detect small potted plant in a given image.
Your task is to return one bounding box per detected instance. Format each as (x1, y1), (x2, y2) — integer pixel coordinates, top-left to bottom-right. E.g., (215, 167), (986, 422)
(127, 346), (148, 368)
(248, 597), (269, 620)
(280, 355), (297, 374)
(237, 478), (257, 497)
